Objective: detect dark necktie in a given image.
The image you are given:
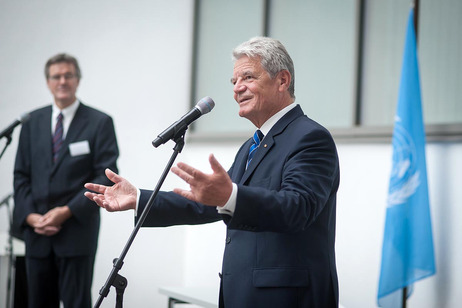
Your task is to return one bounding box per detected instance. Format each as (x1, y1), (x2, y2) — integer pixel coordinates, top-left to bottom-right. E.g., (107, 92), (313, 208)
(52, 113), (64, 162)
(247, 130), (264, 168)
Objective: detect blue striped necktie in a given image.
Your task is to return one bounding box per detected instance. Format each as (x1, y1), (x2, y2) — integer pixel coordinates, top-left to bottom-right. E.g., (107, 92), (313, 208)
(247, 130), (264, 168)
(52, 113), (64, 162)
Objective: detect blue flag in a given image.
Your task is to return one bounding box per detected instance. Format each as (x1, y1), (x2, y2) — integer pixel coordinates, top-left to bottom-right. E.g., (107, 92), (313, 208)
(377, 7), (436, 307)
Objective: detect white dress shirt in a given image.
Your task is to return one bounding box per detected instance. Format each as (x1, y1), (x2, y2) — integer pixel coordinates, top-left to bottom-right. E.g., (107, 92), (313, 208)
(52, 99), (80, 139)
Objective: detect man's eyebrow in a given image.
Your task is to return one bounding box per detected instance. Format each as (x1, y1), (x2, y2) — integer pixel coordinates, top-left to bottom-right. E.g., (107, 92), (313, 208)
(230, 70), (254, 83)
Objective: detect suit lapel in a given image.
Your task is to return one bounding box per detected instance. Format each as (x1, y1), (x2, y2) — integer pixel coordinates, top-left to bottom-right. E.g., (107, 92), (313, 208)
(231, 139), (252, 183)
(39, 107), (53, 167)
(51, 103), (88, 173)
(239, 105), (304, 184)
(239, 136), (274, 184)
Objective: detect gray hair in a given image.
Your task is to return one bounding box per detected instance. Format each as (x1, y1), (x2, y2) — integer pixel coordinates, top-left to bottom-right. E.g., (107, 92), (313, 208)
(232, 37), (295, 98)
(45, 53), (81, 80)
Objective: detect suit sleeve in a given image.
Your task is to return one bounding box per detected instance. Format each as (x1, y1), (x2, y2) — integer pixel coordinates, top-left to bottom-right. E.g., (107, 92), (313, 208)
(137, 190), (221, 227)
(13, 122), (36, 227)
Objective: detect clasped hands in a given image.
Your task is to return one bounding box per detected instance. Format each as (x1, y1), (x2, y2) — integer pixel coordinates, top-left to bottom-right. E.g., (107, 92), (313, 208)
(26, 206), (72, 236)
(84, 154), (233, 212)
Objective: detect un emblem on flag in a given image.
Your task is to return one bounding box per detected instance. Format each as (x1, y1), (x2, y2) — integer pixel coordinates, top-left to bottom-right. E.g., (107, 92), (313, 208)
(387, 122), (421, 207)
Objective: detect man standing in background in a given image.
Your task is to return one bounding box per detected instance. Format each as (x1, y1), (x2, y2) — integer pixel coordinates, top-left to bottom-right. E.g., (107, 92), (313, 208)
(13, 53), (119, 308)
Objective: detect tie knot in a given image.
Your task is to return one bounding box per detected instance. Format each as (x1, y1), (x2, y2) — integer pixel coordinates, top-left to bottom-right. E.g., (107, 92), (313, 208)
(57, 113), (63, 121)
(253, 130), (264, 146)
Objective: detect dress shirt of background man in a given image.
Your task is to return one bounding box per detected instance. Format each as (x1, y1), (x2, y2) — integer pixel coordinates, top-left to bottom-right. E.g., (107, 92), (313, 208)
(84, 37), (340, 308)
(13, 53), (119, 308)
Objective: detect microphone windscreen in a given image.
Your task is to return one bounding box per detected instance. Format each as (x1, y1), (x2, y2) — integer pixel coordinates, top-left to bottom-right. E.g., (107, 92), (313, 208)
(196, 97), (215, 115)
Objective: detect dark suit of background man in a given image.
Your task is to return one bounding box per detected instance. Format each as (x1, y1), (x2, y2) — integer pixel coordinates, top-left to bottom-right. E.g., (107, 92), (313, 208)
(85, 37), (339, 308)
(13, 53), (119, 308)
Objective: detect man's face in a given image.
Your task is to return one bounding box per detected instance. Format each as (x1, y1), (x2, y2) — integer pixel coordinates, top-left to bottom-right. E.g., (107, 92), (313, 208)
(46, 62), (79, 109)
(231, 56), (282, 127)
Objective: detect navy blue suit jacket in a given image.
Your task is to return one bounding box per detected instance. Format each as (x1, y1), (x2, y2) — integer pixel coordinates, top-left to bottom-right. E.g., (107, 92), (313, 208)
(13, 102), (119, 258)
(138, 105), (339, 307)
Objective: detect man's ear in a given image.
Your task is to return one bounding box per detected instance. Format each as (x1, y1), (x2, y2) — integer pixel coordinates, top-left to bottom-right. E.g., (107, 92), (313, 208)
(277, 70), (291, 92)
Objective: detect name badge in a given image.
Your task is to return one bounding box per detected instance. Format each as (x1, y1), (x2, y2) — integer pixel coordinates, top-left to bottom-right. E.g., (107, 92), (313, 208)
(69, 140), (90, 156)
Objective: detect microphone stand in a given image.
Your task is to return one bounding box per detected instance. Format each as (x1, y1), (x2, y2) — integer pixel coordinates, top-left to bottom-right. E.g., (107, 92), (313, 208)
(1, 120), (19, 307)
(1, 193), (15, 308)
(94, 129), (187, 308)
(0, 130), (14, 160)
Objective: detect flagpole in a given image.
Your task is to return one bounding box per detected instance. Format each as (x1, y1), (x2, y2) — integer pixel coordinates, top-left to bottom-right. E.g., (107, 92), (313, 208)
(402, 287), (407, 308)
(413, 0), (419, 43)
(402, 1), (419, 308)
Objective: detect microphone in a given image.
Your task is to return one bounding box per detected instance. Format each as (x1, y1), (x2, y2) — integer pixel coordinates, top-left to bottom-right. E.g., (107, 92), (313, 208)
(152, 96), (215, 148)
(0, 113), (31, 139)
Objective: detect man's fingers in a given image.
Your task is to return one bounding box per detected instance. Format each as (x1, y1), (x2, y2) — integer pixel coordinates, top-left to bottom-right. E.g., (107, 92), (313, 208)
(34, 228), (46, 235)
(34, 220), (47, 229)
(84, 191), (103, 200)
(171, 168), (189, 184)
(173, 188), (195, 201)
(176, 161), (193, 171)
(84, 183), (107, 194)
(106, 168), (124, 184)
(44, 226), (61, 233)
(92, 196), (107, 208)
(84, 192), (108, 209)
(34, 225), (61, 236)
(209, 154), (225, 174)
(84, 191), (97, 200)
(172, 163), (202, 184)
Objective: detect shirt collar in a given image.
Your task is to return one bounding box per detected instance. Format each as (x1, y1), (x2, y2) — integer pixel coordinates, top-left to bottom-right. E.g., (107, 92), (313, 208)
(258, 103), (297, 137)
(52, 99), (80, 120)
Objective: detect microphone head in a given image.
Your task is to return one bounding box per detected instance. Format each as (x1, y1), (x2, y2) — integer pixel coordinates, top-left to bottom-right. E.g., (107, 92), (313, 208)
(19, 112), (31, 123)
(196, 96), (215, 115)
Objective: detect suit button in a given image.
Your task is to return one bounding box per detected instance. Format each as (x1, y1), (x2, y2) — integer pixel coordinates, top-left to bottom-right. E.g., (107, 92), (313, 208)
(226, 236), (231, 244)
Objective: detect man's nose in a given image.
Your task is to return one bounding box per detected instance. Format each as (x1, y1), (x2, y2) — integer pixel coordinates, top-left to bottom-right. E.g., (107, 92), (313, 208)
(233, 81), (245, 93)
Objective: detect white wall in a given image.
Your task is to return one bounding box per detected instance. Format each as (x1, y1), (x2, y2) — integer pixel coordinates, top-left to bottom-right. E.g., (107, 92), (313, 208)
(0, 1), (195, 307)
(1, 1), (461, 308)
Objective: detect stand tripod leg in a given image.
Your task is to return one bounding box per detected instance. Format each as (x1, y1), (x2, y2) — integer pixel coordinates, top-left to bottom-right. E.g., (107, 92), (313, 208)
(114, 274), (128, 308)
(6, 253), (16, 308)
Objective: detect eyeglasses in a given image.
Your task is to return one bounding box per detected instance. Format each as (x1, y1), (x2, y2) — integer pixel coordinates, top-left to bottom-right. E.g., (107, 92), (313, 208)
(48, 74), (77, 82)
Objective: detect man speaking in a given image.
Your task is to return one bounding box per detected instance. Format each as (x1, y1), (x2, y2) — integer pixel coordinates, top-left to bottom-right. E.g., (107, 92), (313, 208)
(85, 37), (339, 308)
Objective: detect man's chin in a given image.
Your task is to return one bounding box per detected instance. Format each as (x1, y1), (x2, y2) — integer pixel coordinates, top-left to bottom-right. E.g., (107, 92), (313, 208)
(54, 96), (76, 107)
(55, 94), (72, 100)
(238, 110), (255, 124)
